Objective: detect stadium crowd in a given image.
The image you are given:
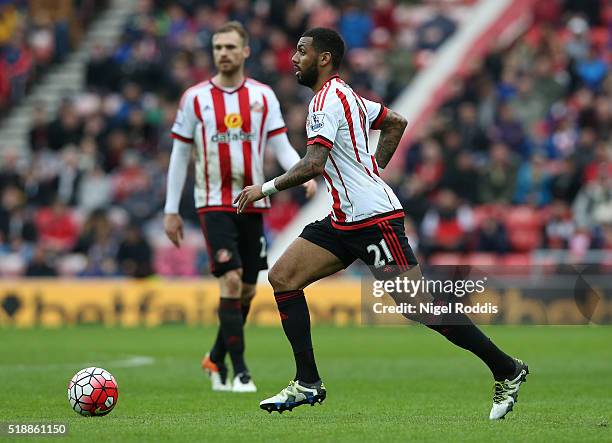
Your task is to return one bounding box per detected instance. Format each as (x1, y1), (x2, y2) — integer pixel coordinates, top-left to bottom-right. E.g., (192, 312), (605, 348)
(0, 0), (610, 277)
(390, 0), (612, 265)
(0, 0), (108, 114)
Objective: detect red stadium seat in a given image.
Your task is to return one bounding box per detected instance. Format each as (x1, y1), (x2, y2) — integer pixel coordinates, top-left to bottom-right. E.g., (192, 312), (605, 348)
(472, 204), (507, 228)
(472, 206), (492, 228)
(505, 206), (543, 251)
(505, 206), (541, 229)
(591, 27), (609, 48)
(508, 228), (542, 252)
(428, 253), (463, 265)
(499, 253), (532, 267)
(464, 253), (498, 266)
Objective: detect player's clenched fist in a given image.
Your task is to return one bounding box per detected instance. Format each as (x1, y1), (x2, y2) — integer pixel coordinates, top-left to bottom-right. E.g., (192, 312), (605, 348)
(164, 213), (184, 247)
(234, 185), (265, 214)
(303, 179), (318, 199)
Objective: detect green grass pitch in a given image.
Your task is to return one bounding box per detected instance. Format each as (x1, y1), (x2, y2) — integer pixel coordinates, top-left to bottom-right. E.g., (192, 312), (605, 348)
(0, 325), (610, 442)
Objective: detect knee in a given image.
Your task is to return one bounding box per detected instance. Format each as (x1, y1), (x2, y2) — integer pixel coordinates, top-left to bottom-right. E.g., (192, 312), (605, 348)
(241, 284), (256, 304)
(268, 264), (295, 292)
(220, 270), (243, 298)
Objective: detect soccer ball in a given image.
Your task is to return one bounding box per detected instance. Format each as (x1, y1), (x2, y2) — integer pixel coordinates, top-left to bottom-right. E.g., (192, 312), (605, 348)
(67, 367), (118, 416)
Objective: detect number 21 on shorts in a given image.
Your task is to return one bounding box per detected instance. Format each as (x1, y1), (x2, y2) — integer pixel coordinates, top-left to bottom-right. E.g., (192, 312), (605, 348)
(367, 239), (394, 268)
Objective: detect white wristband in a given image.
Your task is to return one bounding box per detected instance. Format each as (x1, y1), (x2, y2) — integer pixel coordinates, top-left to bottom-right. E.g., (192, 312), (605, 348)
(262, 179), (279, 196)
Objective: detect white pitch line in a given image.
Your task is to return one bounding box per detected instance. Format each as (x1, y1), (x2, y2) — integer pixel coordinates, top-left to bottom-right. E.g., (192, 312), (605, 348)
(0, 355), (155, 372)
(106, 356), (155, 368)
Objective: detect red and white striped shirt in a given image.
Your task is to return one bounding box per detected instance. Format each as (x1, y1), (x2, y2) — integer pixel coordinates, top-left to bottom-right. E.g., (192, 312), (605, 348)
(306, 75), (404, 230)
(171, 78), (287, 213)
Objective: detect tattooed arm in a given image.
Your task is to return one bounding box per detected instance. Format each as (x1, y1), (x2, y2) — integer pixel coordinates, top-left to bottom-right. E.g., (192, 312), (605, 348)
(234, 143), (329, 213)
(374, 109), (408, 169)
(273, 143), (329, 191)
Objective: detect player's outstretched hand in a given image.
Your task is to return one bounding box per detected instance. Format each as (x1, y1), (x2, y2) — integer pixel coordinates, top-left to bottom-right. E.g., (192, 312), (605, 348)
(164, 213), (184, 248)
(303, 179), (318, 199)
(234, 185), (264, 213)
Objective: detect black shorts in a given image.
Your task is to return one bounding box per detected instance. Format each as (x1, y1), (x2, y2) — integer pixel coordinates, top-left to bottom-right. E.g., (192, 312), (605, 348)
(198, 211), (268, 284)
(299, 214), (418, 279)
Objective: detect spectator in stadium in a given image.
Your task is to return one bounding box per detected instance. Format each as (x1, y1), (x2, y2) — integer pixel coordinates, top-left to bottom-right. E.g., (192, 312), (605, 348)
(113, 151), (158, 223)
(476, 217), (510, 254)
(101, 129), (129, 173)
(440, 129), (462, 169)
(77, 165), (113, 213)
(28, 12), (56, 66)
(85, 44), (121, 92)
(591, 222), (612, 250)
(420, 189), (474, 255)
(576, 46), (608, 89)
(0, 148), (23, 194)
(478, 142), (518, 204)
(546, 115), (579, 159)
(0, 182), (37, 255)
(0, 0), (107, 112)
(440, 149), (479, 204)
(25, 245), (57, 276)
(457, 101), (489, 154)
(550, 157), (582, 203)
(543, 199), (575, 249)
(416, 3), (456, 51)
(397, 175), (429, 228)
(573, 164), (612, 230)
(491, 103), (529, 158)
(414, 138), (445, 190)
(112, 82), (145, 126)
(29, 102), (50, 152)
(0, 59), (10, 110)
(531, 54), (565, 108)
(0, 2), (21, 108)
(114, 152), (149, 200)
(34, 198), (78, 252)
(509, 74), (548, 136)
(47, 99), (82, 152)
(0, 2), (19, 47)
(514, 152), (553, 206)
(4, 0), (610, 278)
(339, 1), (373, 49)
(77, 219), (119, 277)
(53, 146), (83, 206)
(573, 127), (598, 172)
(2, 27), (32, 104)
(591, 95), (612, 140)
(116, 223), (153, 278)
(582, 140), (611, 184)
(23, 151), (61, 206)
(565, 16), (591, 62)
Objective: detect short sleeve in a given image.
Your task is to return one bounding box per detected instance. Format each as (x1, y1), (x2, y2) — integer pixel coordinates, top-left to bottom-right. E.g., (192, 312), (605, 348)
(362, 97), (388, 130)
(171, 91), (199, 143)
(264, 90), (288, 138)
(306, 97), (342, 150)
